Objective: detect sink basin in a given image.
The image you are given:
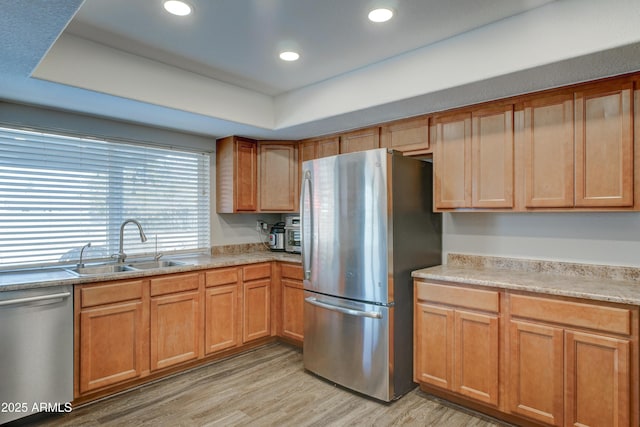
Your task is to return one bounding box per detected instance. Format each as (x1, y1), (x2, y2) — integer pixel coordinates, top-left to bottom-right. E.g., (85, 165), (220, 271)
(125, 260), (188, 270)
(66, 264), (130, 276)
(65, 259), (190, 276)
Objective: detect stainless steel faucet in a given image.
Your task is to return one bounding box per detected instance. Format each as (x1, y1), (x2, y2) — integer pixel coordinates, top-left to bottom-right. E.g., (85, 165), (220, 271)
(78, 242), (91, 267)
(116, 219), (147, 263)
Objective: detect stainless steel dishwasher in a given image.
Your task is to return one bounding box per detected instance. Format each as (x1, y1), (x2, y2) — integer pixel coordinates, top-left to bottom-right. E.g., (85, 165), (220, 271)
(0, 285), (73, 424)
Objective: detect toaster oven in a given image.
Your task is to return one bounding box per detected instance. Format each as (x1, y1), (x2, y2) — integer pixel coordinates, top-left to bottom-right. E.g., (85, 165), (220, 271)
(284, 216), (301, 254)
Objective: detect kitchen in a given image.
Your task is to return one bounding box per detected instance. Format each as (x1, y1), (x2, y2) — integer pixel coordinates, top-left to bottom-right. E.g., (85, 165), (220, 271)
(1, 0), (640, 426)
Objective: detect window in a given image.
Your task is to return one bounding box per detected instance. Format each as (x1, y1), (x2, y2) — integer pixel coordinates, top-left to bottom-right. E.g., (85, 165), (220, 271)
(0, 126), (210, 269)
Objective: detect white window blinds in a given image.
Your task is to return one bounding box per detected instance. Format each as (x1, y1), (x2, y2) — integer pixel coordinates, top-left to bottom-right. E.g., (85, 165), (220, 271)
(0, 126), (210, 269)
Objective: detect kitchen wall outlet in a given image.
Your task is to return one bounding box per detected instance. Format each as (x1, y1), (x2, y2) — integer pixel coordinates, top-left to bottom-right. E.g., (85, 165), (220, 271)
(256, 220), (262, 232)
(262, 222), (268, 231)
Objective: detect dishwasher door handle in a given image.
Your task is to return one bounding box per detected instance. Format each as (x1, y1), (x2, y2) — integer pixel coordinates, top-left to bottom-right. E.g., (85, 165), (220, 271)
(0, 291), (71, 307)
(305, 297), (382, 319)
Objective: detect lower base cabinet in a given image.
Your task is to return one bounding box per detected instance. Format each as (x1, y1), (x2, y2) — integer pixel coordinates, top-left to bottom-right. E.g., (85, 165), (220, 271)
(280, 263), (304, 344)
(75, 262), (278, 402)
(414, 283), (500, 408)
(414, 279), (639, 427)
(76, 280), (147, 395)
(150, 273), (202, 371)
(242, 263), (272, 343)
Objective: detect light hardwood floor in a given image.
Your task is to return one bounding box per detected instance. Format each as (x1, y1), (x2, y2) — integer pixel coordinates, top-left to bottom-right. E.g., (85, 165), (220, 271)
(35, 343), (510, 426)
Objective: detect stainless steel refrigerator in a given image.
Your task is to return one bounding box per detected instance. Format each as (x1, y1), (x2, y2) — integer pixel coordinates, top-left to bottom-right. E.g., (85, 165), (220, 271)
(300, 148), (442, 402)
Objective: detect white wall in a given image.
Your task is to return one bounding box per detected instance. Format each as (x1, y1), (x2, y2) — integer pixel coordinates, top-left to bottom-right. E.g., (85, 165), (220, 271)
(443, 212), (640, 267)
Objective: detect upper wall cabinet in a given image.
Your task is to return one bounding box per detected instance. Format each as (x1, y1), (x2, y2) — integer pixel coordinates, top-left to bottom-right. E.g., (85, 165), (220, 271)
(380, 116), (431, 156)
(471, 105), (514, 208)
(522, 93), (575, 208)
(434, 113), (472, 209)
(217, 136), (258, 213)
(339, 127), (380, 154)
(434, 75), (639, 212)
(299, 136), (339, 163)
(434, 105), (514, 210)
(574, 82), (633, 208)
(216, 137), (298, 213)
(258, 141), (299, 212)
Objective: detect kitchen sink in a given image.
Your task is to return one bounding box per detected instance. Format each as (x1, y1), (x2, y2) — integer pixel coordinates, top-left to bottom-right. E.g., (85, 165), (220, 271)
(125, 259), (188, 270)
(66, 259), (190, 276)
(66, 264), (131, 276)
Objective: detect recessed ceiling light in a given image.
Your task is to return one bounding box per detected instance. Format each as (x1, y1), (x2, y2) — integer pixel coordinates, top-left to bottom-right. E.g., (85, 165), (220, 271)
(279, 51), (300, 62)
(368, 8), (394, 23)
(163, 0), (192, 16)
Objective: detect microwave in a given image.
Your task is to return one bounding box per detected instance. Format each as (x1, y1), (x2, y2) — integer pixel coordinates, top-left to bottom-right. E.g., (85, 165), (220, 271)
(284, 216), (300, 254)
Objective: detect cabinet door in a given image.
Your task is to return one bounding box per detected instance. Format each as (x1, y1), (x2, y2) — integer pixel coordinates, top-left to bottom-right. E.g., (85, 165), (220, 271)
(434, 113), (472, 209)
(508, 320), (564, 426)
(340, 127), (380, 154)
(259, 142), (299, 211)
(575, 84), (633, 207)
(414, 302), (454, 390)
(243, 279), (271, 343)
(471, 105), (514, 208)
(235, 139), (258, 211)
(565, 331), (630, 427)
(79, 300), (144, 393)
(317, 136), (339, 158)
(205, 284), (240, 354)
(299, 140), (317, 163)
(281, 278), (304, 343)
(523, 94), (574, 208)
(380, 117), (430, 155)
(454, 310), (499, 407)
(150, 291), (200, 371)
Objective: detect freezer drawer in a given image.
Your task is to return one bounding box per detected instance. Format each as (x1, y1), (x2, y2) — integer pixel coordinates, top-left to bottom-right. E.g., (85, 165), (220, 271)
(303, 291), (393, 401)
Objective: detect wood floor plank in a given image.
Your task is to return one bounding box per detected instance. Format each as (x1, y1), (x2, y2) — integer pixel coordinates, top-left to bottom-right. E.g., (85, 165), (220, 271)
(34, 343), (510, 426)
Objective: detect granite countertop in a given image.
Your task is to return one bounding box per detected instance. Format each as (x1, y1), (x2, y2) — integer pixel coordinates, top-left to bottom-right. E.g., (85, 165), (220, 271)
(412, 254), (640, 306)
(0, 251), (301, 292)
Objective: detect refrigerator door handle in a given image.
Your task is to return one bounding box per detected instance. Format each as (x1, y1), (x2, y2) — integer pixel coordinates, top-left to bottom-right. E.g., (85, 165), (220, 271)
(305, 297), (382, 319)
(301, 170), (313, 280)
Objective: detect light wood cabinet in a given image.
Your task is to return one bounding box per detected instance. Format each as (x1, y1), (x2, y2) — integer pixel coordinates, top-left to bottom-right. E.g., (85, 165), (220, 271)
(258, 141), (299, 212)
(339, 127), (380, 154)
(414, 281), (639, 427)
(76, 280), (148, 395)
(217, 137), (299, 213)
(574, 82), (634, 207)
(414, 281), (500, 408)
(432, 76), (638, 212)
(242, 263), (271, 343)
(216, 136), (258, 213)
(280, 263), (304, 344)
(75, 261), (298, 402)
(434, 113), (472, 208)
(149, 273), (202, 371)
(380, 116), (431, 156)
(299, 136), (339, 162)
(521, 83), (634, 210)
(508, 320), (564, 426)
(471, 105), (514, 208)
(509, 293), (636, 427)
(522, 94), (575, 208)
(433, 104), (514, 210)
(205, 267), (241, 355)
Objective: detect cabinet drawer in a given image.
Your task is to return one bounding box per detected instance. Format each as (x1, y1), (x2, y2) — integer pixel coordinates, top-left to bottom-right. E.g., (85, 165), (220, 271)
(243, 263), (271, 281)
(81, 280), (144, 308)
(150, 273), (200, 297)
(510, 294), (632, 335)
(281, 263), (303, 280)
(415, 281), (499, 313)
(206, 267), (239, 287)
